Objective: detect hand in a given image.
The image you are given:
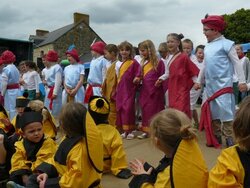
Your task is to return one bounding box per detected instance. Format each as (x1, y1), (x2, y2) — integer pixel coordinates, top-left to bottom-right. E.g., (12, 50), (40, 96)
(133, 77), (141, 84)
(69, 89), (77, 97)
(37, 173), (48, 188)
(193, 83), (201, 90)
(129, 159), (153, 175)
(154, 79), (162, 87)
(0, 118), (11, 127)
(51, 94), (57, 99)
(238, 83), (248, 92)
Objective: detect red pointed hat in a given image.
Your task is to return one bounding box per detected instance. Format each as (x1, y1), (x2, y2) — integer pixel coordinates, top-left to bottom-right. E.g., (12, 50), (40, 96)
(46, 50), (58, 62)
(66, 48), (80, 62)
(91, 41), (106, 55)
(201, 15), (226, 32)
(1, 50), (16, 64)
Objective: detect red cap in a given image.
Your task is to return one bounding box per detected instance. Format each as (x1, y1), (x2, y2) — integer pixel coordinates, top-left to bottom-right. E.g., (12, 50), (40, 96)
(201, 15), (226, 32)
(66, 49), (80, 62)
(46, 50), (58, 62)
(91, 41), (106, 55)
(1, 50), (16, 64)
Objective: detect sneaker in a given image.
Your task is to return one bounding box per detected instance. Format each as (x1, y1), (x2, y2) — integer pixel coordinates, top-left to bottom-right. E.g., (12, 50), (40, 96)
(126, 133), (135, 140)
(121, 132), (127, 139)
(116, 168), (132, 179)
(137, 133), (148, 139)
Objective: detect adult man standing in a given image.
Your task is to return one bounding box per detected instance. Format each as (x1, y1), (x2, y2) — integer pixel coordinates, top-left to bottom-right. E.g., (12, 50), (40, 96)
(195, 15), (247, 148)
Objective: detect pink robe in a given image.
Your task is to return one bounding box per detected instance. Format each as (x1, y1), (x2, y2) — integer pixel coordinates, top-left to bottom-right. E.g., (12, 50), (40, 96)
(168, 53), (199, 118)
(116, 59), (140, 132)
(139, 60), (165, 132)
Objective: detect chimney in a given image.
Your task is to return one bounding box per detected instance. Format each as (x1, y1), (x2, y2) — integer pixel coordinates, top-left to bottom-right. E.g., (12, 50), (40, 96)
(36, 29), (49, 36)
(74, 12), (89, 25)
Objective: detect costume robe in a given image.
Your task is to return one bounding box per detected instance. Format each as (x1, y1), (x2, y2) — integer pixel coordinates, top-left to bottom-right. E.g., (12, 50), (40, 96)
(62, 63), (85, 104)
(208, 145), (250, 187)
(204, 37), (235, 121)
(1, 64), (20, 120)
(129, 139), (208, 188)
(102, 62), (118, 126)
(9, 136), (57, 184)
(35, 137), (103, 188)
(139, 60), (165, 132)
(168, 53), (199, 118)
(97, 123), (128, 175)
(116, 59), (140, 132)
(44, 64), (63, 117)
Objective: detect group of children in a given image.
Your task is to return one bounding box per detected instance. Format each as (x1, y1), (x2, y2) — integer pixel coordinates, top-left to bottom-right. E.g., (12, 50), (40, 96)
(0, 13), (249, 187)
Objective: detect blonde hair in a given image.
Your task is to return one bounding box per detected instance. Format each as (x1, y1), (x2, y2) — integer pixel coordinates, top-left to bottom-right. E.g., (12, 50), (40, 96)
(233, 96), (250, 151)
(150, 109), (196, 149)
(28, 100), (49, 122)
(138, 40), (159, 70)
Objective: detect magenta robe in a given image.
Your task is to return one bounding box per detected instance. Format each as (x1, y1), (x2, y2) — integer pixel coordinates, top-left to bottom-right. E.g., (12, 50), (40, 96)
(116, 59), (140, 132)
(139, 60), (165, 132)
(168, 53), (199, 118)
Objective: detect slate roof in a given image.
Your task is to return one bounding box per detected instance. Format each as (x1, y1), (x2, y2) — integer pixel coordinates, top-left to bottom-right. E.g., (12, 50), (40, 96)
(36, 23), (75, 47)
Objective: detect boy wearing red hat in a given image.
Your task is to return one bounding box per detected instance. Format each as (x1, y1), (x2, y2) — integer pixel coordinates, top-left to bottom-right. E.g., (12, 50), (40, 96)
(43, 50), (63, 118)
(62, 48), (85, 104)
(194, 15), (247, 148)
(0, 50), (21, 120)
(84, 41), (110, 103)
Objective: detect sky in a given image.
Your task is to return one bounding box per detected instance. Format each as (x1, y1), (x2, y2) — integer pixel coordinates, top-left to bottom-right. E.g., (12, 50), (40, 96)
(0, 0), (249, 48)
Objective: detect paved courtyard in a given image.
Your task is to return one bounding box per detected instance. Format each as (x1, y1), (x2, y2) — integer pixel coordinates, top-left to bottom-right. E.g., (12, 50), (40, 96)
(102, 130), (222, 188)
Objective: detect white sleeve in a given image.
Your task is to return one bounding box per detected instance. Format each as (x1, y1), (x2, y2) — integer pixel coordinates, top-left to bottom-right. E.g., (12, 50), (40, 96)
(1, 73), (8, 96)
(196, 62), (205, 84)
(34, 73), (40, 93)
(228, 47), (246, 83)
(158, 68), (169, 80)
(102, 61), (110, 83)
(53, 72), (62, 96)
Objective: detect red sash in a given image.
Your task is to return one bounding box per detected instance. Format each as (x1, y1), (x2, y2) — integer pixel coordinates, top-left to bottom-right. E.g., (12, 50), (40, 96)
(7, 83), (19, 89)
(84, 84), (102, 103)
(199, 87), (233, 148)
(47, 86), (54, 110)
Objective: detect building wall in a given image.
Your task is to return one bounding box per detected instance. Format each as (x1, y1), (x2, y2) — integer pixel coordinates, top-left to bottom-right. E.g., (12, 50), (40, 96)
(33, 44), (54, 62)
(54, 22), (102, 60)
(33, 21), (102, 63)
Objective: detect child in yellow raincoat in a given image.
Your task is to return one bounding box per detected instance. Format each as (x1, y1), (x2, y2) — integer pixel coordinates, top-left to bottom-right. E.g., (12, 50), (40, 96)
(88, 96), (132, 179)
(129, 108), (208, 187)
(0, 104), (13, 184)
(208, 96), (250, 187)
(27, 102), (103, 188)
(28, 100), (57, 140)
(7, 109), (57, 187)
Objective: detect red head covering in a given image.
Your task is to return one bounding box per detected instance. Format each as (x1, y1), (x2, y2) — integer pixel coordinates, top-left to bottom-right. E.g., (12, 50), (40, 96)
(201, 15), (226, 32)
(66, 48), (80, 62)
(1, 50), (16, 64)
(91, 41), (106, 55)
(46, 50), (58, 62)
(0, 57), (3, 66)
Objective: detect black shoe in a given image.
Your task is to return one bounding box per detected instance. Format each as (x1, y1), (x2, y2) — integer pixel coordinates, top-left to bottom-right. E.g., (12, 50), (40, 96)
(226, 137), (234, 147)
(116, 168), (132, 179)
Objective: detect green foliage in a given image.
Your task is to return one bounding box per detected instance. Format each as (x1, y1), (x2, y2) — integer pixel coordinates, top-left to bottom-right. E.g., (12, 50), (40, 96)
(223, 8), (250, 44)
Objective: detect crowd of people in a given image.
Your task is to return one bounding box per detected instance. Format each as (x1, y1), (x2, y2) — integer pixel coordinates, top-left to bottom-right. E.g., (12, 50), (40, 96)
(0, 14), (249, 187)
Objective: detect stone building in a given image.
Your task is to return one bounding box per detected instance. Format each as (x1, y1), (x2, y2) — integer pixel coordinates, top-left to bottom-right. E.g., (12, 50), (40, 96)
(29, 12), (104, 69)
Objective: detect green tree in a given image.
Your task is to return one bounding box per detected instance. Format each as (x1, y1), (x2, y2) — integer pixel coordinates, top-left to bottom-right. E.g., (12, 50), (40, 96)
(223, 8), (250, 44)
